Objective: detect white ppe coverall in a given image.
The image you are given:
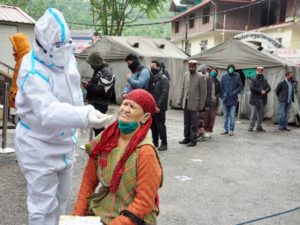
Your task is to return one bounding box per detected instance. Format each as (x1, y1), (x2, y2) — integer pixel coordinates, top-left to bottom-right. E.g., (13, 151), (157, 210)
(14, 8), (107, 225)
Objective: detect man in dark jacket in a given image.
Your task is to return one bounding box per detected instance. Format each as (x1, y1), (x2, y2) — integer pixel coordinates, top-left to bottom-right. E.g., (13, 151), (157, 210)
(276, 71), (296, 131)
(123, 53), (150, 96)
(177, 60), (207, 147)
(220, 64), (243, 136)
(149, 60), (170, 151)
(83, 52), (115, 136)
(196, 64), (210, 142)
(204, 68), (221, 137)
(248, 67), (271, 132)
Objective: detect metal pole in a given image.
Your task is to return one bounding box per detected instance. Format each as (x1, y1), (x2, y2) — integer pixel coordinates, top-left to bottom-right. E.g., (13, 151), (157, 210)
(184, 22), (189, 54)
(212, 0), (216, 30)
(2, 82), (9, 149)
(267, 0), (271, 25)
(222, 14), (226, 42)
(0, 82), (15, 153)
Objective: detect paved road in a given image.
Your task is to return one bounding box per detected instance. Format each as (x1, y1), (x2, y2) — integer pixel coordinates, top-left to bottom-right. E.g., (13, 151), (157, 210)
(1, 108), (300, 225)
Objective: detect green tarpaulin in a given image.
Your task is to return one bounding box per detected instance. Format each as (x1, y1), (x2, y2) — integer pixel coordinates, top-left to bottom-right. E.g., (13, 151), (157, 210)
(242, 68), (257, 78)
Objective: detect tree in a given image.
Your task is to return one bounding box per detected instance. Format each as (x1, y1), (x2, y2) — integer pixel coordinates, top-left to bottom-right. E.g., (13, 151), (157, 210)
(0, 0), (29, 8)
(90, 0), (167, 36)
(1, 0), (93, 29)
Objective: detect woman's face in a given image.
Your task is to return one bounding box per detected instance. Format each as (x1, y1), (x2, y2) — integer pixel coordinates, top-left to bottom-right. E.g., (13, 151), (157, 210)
(118, 99), (146, 123)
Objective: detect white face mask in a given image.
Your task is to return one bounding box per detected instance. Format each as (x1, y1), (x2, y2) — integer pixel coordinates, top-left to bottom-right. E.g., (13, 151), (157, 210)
(49, 41), (74, 68)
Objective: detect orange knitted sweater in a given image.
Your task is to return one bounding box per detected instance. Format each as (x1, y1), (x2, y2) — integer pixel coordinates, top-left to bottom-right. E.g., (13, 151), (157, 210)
(72, 145), (162, 225)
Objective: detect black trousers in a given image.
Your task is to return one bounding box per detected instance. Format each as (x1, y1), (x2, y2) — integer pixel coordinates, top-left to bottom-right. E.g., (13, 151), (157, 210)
(92, 103), (108, 136)
(151, 111), (167, 146)
(184, 110), (198, 143)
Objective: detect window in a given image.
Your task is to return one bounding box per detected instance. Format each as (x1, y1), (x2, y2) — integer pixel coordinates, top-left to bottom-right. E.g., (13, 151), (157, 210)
(189, 13), (195, 29)
(175, 21), (180, 33)
(187, 43), (192, 55)
(203, 6), (210, 24)
(200, 40), (208, 52)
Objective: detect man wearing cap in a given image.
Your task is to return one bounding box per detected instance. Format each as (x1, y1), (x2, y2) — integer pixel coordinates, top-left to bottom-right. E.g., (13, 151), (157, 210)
(177, 60), (207, 147)
(248, 67), (271, 132)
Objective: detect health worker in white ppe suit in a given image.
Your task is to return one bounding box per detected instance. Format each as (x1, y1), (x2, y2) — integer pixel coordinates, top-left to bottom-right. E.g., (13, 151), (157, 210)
(14, 8), (112, 225)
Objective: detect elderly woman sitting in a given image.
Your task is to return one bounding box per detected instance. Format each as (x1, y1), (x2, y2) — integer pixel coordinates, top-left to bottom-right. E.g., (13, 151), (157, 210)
(72, 89), (163, 225)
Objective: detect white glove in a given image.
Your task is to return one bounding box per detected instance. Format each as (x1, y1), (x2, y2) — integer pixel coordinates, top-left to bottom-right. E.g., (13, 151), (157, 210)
(88, 110), (114, 129)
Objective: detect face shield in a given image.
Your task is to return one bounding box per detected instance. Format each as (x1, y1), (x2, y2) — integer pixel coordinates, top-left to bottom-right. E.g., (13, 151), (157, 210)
(49, 40), (75, 68)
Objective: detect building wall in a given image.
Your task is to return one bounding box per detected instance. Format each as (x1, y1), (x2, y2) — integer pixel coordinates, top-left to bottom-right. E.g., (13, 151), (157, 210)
(291, 25), (300, 48)
(187, 34), (216, 56)
(171, 0), (300, 56)
(216, 2), (261, 30)
(0, 23), (34, 69)
(0, 24), (18, 69)
(262, 26), (293, 48)
(171, 3), (215, 42)
(173, 31), (239, 56)
(171, 1), (261, 43)
(17, 24), (35, 44)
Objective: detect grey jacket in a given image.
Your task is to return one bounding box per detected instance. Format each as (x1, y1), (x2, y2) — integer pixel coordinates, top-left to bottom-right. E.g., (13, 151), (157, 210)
(177, 71), (207, 111)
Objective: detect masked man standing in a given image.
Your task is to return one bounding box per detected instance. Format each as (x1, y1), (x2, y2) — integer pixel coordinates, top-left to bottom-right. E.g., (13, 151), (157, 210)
(149, 60), (170, 151)
(123, 53), (150, 97)
(177, 60), (207, 147)
(248, 67), (271, 132)
(220, 64), (243, 136)
(15, 9), (112, 225)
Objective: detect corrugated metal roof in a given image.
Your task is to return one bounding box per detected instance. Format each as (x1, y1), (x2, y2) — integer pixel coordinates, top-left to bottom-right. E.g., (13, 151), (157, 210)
(0, 5), (35, 24)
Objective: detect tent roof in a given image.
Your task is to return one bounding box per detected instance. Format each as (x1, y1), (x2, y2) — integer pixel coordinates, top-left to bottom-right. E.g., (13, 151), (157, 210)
(78, 36), (188, 61)
(188, 39), (296, 69)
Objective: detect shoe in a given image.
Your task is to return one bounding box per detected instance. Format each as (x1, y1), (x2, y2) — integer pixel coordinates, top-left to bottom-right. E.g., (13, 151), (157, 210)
(204, 132), (211, 138)
(187, 142), (197, 147)
(279, 127), (284, 131)
(283, 127), (291, 131)
(153, 142), (159, 148)
(229, 131), (234, 136)
(158, 145), (168, 151)
(196, 132), (203, 138)
(80, 144), (86, 150)
(256, 127), (266, 132)
(221, 131), (229, 135)
(179, 139), (190, 144)
(197, 136), (206, 142)
(248, 128), (253, 132)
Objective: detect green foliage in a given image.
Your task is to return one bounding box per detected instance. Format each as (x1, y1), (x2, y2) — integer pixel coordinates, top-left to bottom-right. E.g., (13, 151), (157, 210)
(0, 0), (171, 38)
(0, 0), (29, 8)
(90, 0), (168, 36)
(0, 0), (93, 30)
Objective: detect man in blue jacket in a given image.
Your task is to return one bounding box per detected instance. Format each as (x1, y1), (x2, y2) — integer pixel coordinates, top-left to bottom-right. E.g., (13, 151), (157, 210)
(123, 53), (150, 97)
(220, 64), (243, 136)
